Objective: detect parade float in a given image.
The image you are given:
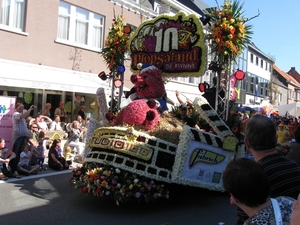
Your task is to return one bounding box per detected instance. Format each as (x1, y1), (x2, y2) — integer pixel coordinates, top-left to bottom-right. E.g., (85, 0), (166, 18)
(71, 0), (256, 205)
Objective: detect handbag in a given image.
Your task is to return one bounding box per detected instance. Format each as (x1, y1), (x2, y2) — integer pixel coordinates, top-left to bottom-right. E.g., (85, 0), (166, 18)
(271, 198), (283, 225)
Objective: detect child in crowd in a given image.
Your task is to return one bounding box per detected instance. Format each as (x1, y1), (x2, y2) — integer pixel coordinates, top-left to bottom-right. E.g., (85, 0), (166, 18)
(17, 142), (40, 175)
(35, 131), (48, 170)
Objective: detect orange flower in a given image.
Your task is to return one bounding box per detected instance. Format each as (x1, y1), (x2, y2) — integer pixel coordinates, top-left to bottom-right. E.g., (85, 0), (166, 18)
(101, 180), (108, 187)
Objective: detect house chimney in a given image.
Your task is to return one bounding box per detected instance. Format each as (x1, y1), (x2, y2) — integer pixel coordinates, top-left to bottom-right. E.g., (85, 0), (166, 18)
(289, 67), (296, 76)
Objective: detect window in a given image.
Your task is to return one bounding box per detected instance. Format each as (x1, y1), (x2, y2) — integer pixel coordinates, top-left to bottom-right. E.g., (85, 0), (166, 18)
(255, 56), (258, 66)
(265, 62), (268, 70)
(0, 0), (26, 31)
(260, 59), (263, 68)
(250, 53), (253, 63)
(57, 1), (104, 50)
(296, 91), (300, 101)
(246, 72), (270, 99)
(288, 89), (292, 99)
(279, 93), (282, 102)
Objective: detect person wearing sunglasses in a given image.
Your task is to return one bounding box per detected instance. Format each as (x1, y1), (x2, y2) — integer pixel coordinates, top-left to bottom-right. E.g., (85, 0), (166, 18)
(175, 104), (200, 129)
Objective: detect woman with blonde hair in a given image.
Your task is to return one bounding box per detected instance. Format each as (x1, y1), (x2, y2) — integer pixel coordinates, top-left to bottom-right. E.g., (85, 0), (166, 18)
(42, 103), (52, 118)
(67, 121), (86, 157)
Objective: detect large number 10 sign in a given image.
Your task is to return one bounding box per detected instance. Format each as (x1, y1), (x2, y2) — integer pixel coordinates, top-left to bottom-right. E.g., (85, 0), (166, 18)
(129, 11), (207, 78)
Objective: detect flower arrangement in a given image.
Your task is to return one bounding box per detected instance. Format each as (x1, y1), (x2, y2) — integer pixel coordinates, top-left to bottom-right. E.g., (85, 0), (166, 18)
(71, 162), (170, 205)
(206, 0), (258, 68)
(101, 15), (131, 70)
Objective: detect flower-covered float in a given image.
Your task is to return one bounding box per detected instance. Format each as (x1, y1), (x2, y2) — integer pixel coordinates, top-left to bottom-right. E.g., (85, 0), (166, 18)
(71, 4), (254, 205)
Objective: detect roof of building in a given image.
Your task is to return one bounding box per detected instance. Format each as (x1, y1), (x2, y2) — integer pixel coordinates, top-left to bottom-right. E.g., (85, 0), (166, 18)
(273, 64), (300, 87)
(248, 42), (275, 62)
(287, 67), (300, 75)
(273, 76), (287, 88)
(176, 0), (209, 16)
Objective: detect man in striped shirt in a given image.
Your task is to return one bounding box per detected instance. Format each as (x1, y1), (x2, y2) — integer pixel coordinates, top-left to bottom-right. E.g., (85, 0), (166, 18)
(236, 114), (300, 224)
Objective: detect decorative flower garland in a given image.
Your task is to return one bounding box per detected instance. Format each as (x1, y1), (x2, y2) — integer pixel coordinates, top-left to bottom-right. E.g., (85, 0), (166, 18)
(71, 163), (169, 206)
(205, 0), (258, 68)
(86, 126), (177, 184)
(100, 15), (131, 70)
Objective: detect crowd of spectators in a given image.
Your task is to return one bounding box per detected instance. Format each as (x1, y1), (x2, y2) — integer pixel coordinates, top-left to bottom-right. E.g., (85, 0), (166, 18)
(0, 101), (88, 179)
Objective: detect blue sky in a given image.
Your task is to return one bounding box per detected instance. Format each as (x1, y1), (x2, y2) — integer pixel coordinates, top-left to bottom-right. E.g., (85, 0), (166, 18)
(202, 0), (299, 72)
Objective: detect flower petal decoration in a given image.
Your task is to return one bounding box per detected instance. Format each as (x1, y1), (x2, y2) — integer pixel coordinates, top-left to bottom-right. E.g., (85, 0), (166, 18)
(71, 163), (170, 205)
(101, 15), (131, 71)
(205, 0), (258, 68)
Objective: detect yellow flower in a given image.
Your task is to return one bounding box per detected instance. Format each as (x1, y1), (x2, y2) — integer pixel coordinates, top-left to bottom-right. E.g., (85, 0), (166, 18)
(238, 23), (245, 33)
(129, 184), (134, 190)
(225, 2), (231, 7)
(221, 23), (229, 29)
(117, 31), (123, 37)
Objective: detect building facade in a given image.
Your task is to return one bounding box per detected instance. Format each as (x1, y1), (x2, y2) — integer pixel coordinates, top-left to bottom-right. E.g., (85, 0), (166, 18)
(0, 0), (205, 120)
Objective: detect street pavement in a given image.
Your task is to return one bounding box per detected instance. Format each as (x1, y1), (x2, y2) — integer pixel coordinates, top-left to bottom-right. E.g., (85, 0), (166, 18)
(0, 164), (237, 225)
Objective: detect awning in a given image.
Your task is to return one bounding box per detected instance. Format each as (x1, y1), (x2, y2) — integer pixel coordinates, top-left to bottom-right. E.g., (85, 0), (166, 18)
(0, 58), (110, 94)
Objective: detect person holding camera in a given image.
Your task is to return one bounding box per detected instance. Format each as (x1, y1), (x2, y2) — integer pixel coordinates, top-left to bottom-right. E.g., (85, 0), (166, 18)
(12, 103), (36, 164)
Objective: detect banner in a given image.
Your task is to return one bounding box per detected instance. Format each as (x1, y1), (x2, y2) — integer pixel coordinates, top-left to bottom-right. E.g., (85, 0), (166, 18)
(128, 11), (207, 77)
(0, 96), (16, 150)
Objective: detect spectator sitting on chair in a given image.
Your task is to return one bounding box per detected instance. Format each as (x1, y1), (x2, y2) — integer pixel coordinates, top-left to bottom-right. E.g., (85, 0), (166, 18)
(68, 121), (86, 157)
(49, 115), (68, 138)
(223, 158), (294, 225)
(49, 115), (63, 131)
(37, 115), (52, 131)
